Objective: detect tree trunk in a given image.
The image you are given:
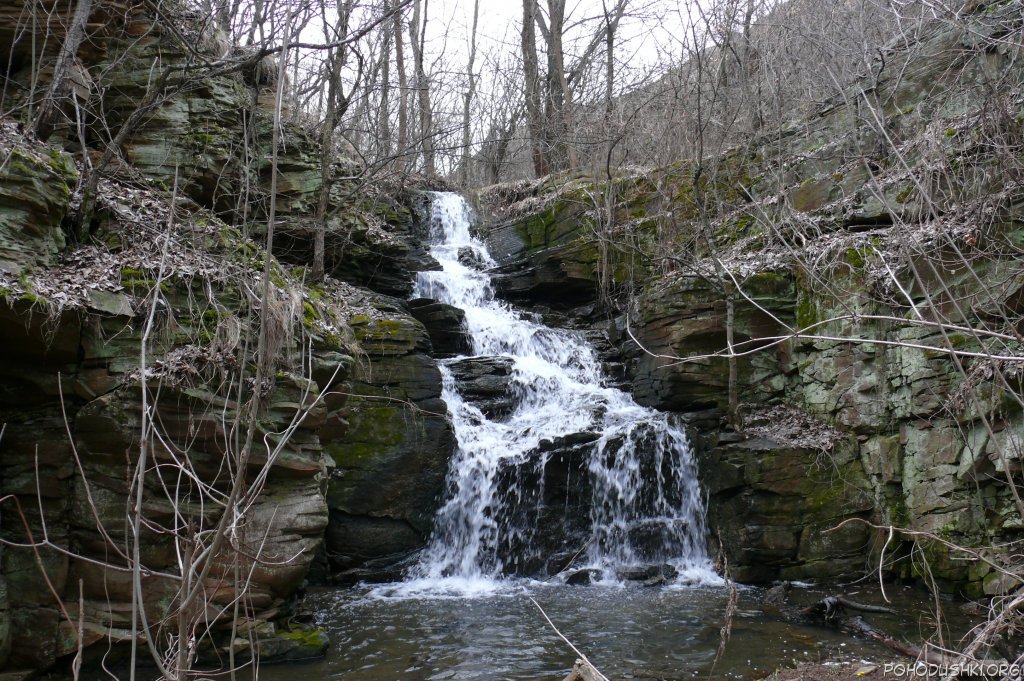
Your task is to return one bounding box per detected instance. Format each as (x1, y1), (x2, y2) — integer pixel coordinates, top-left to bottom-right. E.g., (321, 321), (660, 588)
(394, 0), (409, 172)
(741, 0), (762, 132)
(543, 0), (577, 172)
(35, 0), (92, 141)
(459, 0), (480, 186)
(725, 292), (742, 432)
(544, 0), (566, 170)
(313, 1), (354, 282)
(378, 25), (393, 160)
(521, 0), (547, 177)
(409, 0), (434, 176)
(488, 115), (517, 184)
(601, 0), (615, 179)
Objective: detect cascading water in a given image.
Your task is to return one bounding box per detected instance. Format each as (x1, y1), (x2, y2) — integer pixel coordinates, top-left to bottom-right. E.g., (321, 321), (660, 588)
(405, 192), (716, 591)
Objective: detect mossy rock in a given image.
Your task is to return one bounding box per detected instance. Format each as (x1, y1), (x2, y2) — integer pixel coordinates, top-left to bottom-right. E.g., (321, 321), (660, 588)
(0, 142), (77, 274)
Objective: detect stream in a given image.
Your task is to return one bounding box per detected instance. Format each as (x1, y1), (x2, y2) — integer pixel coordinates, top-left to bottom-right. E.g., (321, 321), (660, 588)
(262, 193), (964, 679)
(258, 582), (962, 680)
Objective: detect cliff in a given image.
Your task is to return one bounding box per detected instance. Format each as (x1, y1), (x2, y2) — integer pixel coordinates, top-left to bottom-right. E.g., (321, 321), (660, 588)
(480, 1), (1024, 595)
(0, 0), (453, 671)
(1, 0), (1023, 673)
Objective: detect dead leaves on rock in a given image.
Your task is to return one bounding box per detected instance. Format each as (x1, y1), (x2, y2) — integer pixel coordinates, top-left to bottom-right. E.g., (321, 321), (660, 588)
(743, 403), (846, 452)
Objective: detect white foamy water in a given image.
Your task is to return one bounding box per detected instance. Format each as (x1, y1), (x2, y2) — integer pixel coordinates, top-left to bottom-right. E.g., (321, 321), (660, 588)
(388, 192), (718, 597)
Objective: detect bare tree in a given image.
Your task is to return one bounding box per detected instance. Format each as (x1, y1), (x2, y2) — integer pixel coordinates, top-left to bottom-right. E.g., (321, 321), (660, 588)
(408, 0), (434, 176)
(522, 0), (548, 176)
(313, 0), (359, 282)
(33, 0), (92, 141)
(394, 0), (410, 171)
(459, 0), (480, 187)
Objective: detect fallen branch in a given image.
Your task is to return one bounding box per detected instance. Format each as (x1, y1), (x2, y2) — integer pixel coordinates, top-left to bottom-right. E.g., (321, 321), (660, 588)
(801, 595), (896, 619)
(845, 616), (945, 665)
(547, 538), (594, 580)
(562, 658), (606, 681)
(529, 597), (610, 681)
(800, 596), (944, 664)
(836, 597), (897, 614)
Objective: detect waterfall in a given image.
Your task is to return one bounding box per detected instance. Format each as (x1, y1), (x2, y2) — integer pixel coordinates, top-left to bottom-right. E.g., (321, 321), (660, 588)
(405, 192), (716, 591)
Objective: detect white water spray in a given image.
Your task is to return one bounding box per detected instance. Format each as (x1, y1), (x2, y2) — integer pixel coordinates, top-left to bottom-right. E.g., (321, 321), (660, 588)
(405, 192), (716, 591)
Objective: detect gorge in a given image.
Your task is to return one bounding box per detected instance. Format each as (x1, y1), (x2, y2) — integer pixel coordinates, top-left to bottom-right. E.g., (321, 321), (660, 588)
(0, 0), (1022, 677)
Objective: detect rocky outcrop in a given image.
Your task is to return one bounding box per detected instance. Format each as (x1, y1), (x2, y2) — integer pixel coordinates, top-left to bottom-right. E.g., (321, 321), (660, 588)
(0, 113), (453, 670)
(3, 1), (434, 300)
(0, 125), (77, 274)
(479, 3), (1024, 593)
(265, 148), (439, 297)
(80, 10), (250, 214)
(490, 243), (607, 305)
(0, 0), (465, 672)
(323, 296), (455, 582)
(0, 173), (367, 668)
(482, 177), (650, 308)
(407, 298), (473, 357)
(447, 356), (516, 418)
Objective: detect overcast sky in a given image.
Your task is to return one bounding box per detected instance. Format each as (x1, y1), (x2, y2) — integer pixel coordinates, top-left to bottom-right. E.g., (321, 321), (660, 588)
(421, 0), (693, 90)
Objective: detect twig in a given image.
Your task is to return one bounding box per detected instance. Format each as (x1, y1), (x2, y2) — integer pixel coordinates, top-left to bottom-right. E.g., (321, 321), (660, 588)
(73, 579), (84, 681)
(0, 492), (75, 630)
(879, 524), (894, 604)
(708, 551), (736, 680)
(529, 597), (611, 681)
(547, 537), (594, 580)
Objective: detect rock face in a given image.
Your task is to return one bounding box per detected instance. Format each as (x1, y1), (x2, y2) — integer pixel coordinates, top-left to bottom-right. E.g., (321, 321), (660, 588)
(490, 244), (606, 305)
(0, 128), (76, 274)
(71, 371), (334, 643)
(323, 298), (455, 582)
(631, 273), (795, 411)
(0, 172), (454, 672)
(492, 431), (601, 576)
(9, 2), (431, 300)
(482, 177), (649, 308)
(407, 298), (474, 357)
(447, 356), (517, 418)
(703, 437), (873, 583)
(86, 13), (251, 214)
(624, 238), (1024, 589)
(477, 4), (1024, 593)
(269, 169), (439, 298)
(0, 9), (457, 670)
(0, 264), (345, 669)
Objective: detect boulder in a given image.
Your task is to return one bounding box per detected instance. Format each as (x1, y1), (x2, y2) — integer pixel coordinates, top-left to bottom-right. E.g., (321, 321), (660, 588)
(565, 568), (603, 586)
(0, 131), (76, 274)
(490, 431), (601, 576)
(457, 246), (487, 269)
(616, 563), (679, 584)
(324, 303), (455, 581)
(225, 621), (329, 662)
(407, 298), (473, 357)
(446, 356), (517, 418)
